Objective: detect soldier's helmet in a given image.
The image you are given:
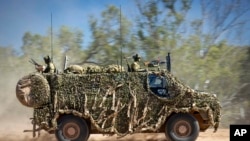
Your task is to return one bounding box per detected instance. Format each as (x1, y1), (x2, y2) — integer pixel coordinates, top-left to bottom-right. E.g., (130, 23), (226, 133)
(133, 54), (141, 62)
(43, 55), (52, 64)
(43, 55), (56, 73)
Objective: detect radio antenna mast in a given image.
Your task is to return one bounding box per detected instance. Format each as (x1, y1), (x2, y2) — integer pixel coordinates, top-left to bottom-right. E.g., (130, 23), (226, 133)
(120, 5), (123, 71)
(50, 13), (53, 62)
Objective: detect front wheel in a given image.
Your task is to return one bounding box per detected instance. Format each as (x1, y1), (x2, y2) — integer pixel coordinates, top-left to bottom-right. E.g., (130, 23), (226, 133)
(55, 115), (89, 141)
(165, 113), (200, 141)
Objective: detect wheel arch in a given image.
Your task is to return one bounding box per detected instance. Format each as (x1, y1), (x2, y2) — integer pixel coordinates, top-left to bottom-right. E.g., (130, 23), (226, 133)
(190, 110), (211, 131)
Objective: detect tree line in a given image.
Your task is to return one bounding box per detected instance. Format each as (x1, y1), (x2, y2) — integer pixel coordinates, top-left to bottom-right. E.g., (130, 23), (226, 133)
(1, 0), (250, 126)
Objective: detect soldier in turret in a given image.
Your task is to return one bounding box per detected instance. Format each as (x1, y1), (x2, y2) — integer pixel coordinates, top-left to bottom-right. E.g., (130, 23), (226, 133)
(131, 54), (145, 72)
(43, 55), (56, 73)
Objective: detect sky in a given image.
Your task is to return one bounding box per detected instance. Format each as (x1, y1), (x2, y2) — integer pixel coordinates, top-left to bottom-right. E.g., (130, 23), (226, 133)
(1, 0), (249, 53)
(0, 0), (138, 52)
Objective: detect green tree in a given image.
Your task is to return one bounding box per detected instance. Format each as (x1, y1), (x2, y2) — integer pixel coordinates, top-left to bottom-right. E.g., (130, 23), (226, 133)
(135, 0), (192, 60)
(196, 0), (250, 48)
(81, 5), (133, 65)
(20, 26), (84, 71)
(22, 32), (51, 58)
(234, 46), (250, 124)
(58, 26), (84, 64)
(172, 38), (248, 126)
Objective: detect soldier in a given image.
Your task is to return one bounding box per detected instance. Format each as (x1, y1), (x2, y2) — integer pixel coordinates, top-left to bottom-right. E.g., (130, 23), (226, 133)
(43, 56), (56, 73)
(131, 54), (144, 72)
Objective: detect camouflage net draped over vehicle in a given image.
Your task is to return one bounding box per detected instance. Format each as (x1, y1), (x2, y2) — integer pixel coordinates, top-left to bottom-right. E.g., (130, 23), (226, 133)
(30, 70), (220, 137)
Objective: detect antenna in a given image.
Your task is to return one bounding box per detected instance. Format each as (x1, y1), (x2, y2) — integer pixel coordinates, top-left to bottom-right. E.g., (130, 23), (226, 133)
(166, 52), (171, 72)
(50, 13), (53, 62)
(120, 5), (123, 72)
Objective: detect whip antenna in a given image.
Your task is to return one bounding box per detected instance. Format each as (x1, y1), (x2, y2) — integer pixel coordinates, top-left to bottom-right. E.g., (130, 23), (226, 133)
(120, 5), (123, 72)
(50, 13), (53, 62)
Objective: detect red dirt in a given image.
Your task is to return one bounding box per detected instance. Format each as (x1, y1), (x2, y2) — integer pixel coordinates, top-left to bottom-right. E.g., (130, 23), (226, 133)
(0, 121), (229, 141)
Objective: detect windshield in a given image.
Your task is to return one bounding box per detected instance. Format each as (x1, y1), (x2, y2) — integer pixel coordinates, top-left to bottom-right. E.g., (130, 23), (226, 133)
(148, 73), (168, 97)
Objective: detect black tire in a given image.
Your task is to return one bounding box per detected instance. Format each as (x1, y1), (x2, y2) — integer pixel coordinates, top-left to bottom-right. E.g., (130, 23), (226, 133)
(55, 115), (90, 141)
(165, 113), (200, 141)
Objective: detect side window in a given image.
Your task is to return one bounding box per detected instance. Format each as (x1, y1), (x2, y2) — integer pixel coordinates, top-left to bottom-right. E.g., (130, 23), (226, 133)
(148, 74), (169, 97)
(149, 76), (164, 87)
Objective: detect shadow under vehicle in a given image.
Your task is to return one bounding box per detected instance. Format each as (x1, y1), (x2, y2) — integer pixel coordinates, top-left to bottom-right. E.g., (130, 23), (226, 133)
(16, 54), (221, 141)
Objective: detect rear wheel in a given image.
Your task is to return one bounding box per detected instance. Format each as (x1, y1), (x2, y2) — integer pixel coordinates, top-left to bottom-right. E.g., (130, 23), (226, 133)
(165, 113), (199, 141)
(55, 115), (89, 141)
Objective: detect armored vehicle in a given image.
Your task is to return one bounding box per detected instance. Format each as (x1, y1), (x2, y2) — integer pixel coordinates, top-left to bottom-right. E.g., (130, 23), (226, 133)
(16, 54), (221, 141)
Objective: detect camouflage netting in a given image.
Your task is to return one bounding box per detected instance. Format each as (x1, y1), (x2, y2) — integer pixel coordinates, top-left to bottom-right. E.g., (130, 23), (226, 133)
(64, 64), (125, 74)
(19, 70), (221, 137)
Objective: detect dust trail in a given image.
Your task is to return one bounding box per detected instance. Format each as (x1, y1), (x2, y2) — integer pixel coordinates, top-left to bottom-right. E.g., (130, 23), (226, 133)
(0, 70), (33, 140)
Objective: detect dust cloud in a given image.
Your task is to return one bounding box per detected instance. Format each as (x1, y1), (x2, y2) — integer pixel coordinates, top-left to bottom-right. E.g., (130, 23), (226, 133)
(0, 71), (31, 138)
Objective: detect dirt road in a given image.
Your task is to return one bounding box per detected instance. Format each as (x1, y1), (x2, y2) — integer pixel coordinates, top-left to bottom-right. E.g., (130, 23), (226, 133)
(0, 127), (229, 141)
(0, 113), (229, 141)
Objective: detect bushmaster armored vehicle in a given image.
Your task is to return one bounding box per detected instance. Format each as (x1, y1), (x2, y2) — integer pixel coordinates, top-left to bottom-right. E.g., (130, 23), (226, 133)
(16, 54), (221, 141)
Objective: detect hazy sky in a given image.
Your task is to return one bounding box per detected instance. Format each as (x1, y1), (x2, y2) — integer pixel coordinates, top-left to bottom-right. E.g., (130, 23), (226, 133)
(0, 0), (137, 51)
